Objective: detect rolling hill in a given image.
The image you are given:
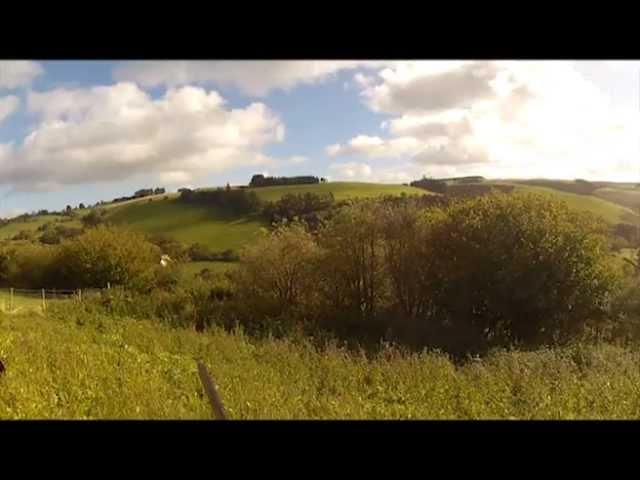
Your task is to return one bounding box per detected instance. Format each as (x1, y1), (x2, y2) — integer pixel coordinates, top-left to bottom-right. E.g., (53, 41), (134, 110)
(490, 181), (639, 225)
(103, 182), (428, 251)
(3, 180), (638, 252)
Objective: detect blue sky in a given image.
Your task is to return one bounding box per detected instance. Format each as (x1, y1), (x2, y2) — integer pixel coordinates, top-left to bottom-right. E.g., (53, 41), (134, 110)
(0, 60), (638, 217)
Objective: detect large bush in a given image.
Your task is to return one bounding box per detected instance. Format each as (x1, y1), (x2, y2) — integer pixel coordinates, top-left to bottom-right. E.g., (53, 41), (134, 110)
(421, 192), (619, 353)
(231, 192), (620, 356)
(56, 225), (163, 291)
(231, 223), (323, 330)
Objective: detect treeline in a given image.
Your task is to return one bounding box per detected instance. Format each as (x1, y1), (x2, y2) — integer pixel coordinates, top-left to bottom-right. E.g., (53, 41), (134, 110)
(111, 187), (166, 204)
(249, 174), (323, 188)
(178, 187), (261, 215)
(3, 191), (639, 359)
(410, 176), (513, 196)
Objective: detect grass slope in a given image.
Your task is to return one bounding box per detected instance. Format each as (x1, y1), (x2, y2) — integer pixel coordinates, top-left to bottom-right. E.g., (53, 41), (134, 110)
(3, 310), (640, 419)
(104, 182), (426, 250)
(106, 198), (266, 251)
(594, 187), (640, 212)
(248, 182), (428, 203)
(491, 182), (638, 225)
(0, 215), (82, 241)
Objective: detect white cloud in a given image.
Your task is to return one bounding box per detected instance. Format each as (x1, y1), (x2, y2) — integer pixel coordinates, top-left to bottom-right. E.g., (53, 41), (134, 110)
(0, 61), (43, 89)
(0, 95), (19, 124)
(329, 61), (640, 181)
(0, 83), (287, 191)
(329, 161), (440, 184)
(329, 162), (372, 179)
(286, 155), (308, 165)
(114, 61), (394, 97)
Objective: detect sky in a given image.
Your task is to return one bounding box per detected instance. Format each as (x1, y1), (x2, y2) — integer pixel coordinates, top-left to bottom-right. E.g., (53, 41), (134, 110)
(0, 60), (639, 217)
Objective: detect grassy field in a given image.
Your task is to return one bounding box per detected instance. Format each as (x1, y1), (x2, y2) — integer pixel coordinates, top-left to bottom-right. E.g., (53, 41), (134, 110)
(494, 183), (639, 225)
(3, 309), (640, 419)
(106, 198), (267, 251)
(248, 182), (428, 203)
(594, 187), (640, 211)
(180, 261), (239, 278)
(0, 215), (83, 241)
(102, 182), (426, 250)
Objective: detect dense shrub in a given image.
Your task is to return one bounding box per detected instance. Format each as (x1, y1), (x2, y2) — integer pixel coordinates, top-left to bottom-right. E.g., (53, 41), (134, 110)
(179, 188), (261, 215)
(249, 174), (320, 188)
(56, 225), (163, 291)
(231, 223), (323, 330)
(262, 192), (334, 229)
(81, 209), (107, 228)
(0, 243), (59, 288)
(410, 177), (448, 194)
(149, 234), (189, 262)
(187, 243), (238, 262)
(232, 192), (620, 356)
(418, 193), (618, 354)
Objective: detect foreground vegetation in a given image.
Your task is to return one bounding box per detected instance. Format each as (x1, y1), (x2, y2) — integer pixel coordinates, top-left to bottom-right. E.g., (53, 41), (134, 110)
(4, 309), (640, 419)
(3, 178), (640, 419)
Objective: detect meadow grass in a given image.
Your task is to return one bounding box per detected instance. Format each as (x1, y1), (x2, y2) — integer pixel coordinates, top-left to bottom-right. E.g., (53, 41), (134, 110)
(594, 187), (640, 211)
(0, 215), (83, 240)
(105, 198), (267, 251)
(2, 309), (640, 419)
(180, 261), (239, 278)
(248, 182), (428, 203)
(495, 183), (638, 224)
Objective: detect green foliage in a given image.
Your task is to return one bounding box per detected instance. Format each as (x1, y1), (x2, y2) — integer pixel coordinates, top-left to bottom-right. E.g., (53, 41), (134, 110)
(81, 209), (106, 228)
(422, 192), (619, 354)
(6, 309), (640, 419)
(234, 192), (620, 356)
(187, 243), (238, 262)
(232, 223), (323, 330)
(56, 225), (163, 291)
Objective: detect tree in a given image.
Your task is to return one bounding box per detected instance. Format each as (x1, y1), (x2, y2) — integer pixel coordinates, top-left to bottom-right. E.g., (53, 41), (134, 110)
(57, 225), (162, 290)
(81, 209), (105, 228)
(420, 192), (619, 353)
(78, 203), (86, 209)
(233, 223), (323, 323)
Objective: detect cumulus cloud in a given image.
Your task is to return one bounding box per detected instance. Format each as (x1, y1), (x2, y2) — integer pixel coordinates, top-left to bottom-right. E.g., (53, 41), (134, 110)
(0, 61), (43, 89)
(114, 61), (394, 97)
(0, 95), (19, 124)
(0, 83), (289, 192)
(329, 61), (640, 181)
(329, 161), (446, 184)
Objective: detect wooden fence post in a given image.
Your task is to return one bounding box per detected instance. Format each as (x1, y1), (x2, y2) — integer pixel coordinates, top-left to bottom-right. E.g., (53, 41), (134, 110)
(41, 288), (46, 312)
(197, 361), (229, 420)
(79, 289), (82, 302)
(9, 288), (13, 310)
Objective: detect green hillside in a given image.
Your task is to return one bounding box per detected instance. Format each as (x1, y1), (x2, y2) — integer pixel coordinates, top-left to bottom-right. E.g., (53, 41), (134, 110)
(104, 182), (428, 250)
(248, 182), (427, 203)
(0, 215), (83, 241)
(594, 187), (640, 211)
(106, 198), (266, 251)
(490, 182), (638, 225)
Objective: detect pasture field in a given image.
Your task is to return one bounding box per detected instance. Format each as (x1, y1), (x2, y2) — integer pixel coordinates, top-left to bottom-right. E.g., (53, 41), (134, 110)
(594, 187), (640, 211)
(180, 261), (239, 278)
(490, 182), (638, 225)
(0, 215), (83, 241)
(247, 182), (428, 203)
(105, 199), (267, 251)
(3, 310), (640, 419)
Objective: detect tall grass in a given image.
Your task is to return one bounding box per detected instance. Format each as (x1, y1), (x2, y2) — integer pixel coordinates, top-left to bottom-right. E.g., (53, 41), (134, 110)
(2, 308), (640, 419)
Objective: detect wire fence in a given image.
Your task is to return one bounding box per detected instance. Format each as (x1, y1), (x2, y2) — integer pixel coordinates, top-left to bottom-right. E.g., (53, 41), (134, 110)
(1, 286), (108, 312)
